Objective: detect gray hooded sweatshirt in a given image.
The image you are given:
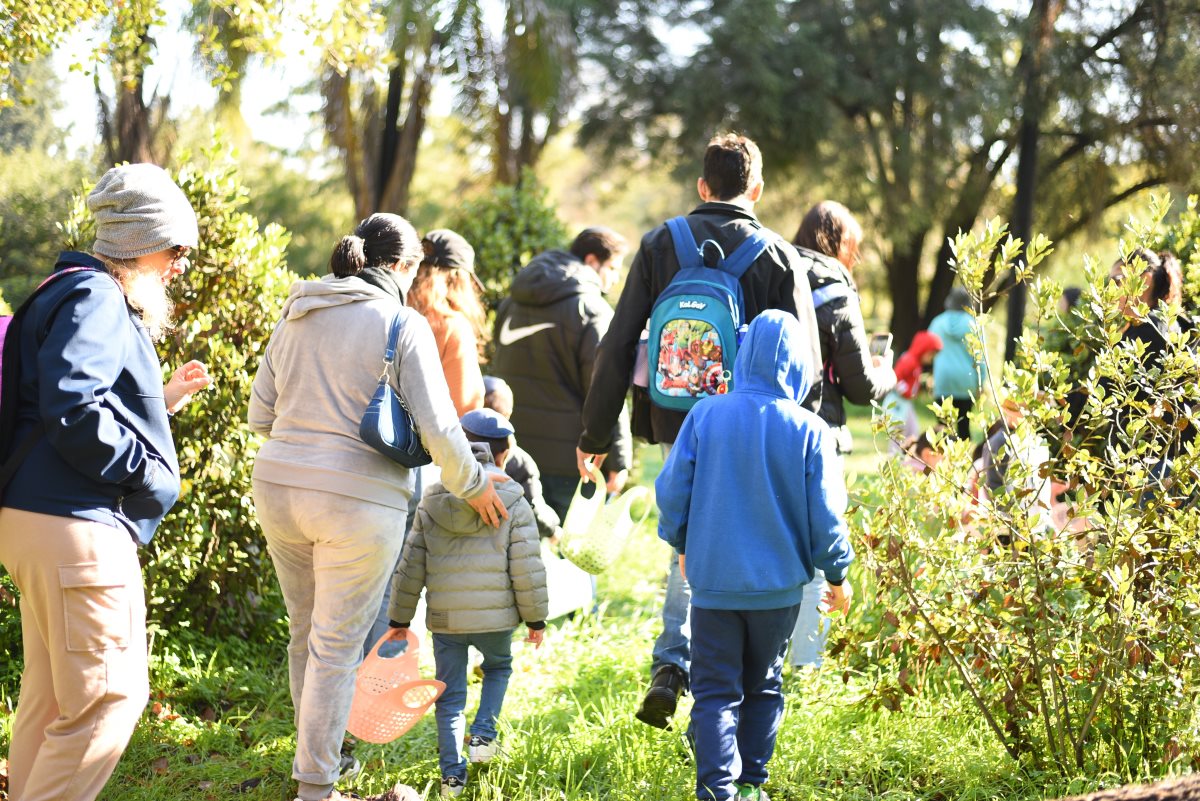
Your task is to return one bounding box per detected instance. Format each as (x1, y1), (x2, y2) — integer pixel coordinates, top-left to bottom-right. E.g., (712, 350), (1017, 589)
(389, 444), (549, 633)
(249, 275), (487, 509)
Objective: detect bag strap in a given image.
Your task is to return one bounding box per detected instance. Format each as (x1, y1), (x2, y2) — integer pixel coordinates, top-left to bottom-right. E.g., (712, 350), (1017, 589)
(720, 229), (773, 279)
(384, 311), (404, 362)
(0, 265), (106, 498)
(377, 310), (405, 385)
(666, 217), (703, 271)
(811, 282), (854, 310)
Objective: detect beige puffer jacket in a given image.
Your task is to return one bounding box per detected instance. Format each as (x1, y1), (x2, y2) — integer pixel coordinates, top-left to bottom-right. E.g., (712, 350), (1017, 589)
(389, 446), (549, 633)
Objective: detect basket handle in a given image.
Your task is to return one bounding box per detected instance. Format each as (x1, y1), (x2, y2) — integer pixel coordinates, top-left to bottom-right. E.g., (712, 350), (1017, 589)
(395, 679), (447, 710)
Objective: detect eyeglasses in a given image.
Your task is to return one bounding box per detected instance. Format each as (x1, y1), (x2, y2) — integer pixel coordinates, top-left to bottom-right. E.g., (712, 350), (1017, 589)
(169, 245), (191, 268)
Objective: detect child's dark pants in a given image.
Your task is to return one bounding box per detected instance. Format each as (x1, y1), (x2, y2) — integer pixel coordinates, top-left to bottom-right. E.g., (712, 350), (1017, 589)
(690, 603), (802, 800)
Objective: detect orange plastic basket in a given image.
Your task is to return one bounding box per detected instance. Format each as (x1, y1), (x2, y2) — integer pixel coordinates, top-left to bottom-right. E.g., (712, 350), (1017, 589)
(347, 629), (445, 744)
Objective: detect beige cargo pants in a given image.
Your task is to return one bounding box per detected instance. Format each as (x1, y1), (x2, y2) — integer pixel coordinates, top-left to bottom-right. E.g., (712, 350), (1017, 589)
(0, 506), (149, 801)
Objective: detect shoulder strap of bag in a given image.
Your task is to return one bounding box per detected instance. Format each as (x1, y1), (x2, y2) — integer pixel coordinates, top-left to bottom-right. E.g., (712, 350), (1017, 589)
(666, 216), (703, 271)
(811, 282), (854, 310)
(0, 265), (105, 497)
(720, 229), (773, 280)
(384, 311), (404, 362)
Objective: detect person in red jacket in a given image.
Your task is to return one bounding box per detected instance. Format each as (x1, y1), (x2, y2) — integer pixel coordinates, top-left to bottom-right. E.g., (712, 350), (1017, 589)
(883, 330), (943, 448)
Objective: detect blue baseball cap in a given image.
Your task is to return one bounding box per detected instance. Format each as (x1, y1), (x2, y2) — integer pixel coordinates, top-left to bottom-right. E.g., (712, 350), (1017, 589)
(460, 408), (516, 439)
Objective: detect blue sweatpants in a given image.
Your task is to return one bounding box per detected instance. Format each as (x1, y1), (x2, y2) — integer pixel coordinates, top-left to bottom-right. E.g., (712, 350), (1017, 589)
(690, 604), (801, 801)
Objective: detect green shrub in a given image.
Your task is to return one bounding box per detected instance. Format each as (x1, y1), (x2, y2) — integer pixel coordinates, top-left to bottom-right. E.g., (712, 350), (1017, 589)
(448, 168), (568, 309)
(0, 146), (88, 305)
(62, 139), (298, 639)
(842, 201), (1200, 779)
(1157, 194), (1200, 311)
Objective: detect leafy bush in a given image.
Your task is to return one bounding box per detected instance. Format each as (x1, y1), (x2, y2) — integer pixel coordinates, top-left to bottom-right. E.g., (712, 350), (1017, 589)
(0, 146), (88, 305)
(447, 168), (568, 309)
(841, 200), (1200, 779)
(62, 140), (297, 639)
(1157, 195), (1200, 311)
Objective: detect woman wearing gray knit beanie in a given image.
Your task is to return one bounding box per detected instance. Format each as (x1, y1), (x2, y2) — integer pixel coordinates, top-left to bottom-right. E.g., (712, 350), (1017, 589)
(0, 163), (213, 801)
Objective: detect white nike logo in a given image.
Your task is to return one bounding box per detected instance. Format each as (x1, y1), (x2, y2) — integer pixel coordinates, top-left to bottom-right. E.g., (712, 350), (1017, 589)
(497, 318), (556, 346)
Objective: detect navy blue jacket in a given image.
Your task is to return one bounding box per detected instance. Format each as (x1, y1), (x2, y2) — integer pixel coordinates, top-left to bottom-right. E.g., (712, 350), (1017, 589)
(655, 310), (854, 611)
(4, 252), (180, 544)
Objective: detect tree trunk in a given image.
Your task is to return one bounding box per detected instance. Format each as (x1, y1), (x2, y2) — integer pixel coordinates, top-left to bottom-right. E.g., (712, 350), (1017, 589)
(888, 228), (929, 352)
(1005, 0), (1064, 361)
(923, 139), (1016, 326)
(98, 26), (169, 167)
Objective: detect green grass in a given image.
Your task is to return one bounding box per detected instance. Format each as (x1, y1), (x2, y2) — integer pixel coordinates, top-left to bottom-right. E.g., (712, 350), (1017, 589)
(0, 426), (1067, 801)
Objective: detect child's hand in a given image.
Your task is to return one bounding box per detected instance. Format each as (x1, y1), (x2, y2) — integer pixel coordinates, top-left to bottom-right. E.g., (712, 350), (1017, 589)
(678, 553), (687, 583)
(821, 581), (852, 615)
(524, 627), (544, 649)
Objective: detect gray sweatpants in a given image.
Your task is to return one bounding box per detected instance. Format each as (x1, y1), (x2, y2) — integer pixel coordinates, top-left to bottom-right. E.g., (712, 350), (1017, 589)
(253, 479), (407, 787)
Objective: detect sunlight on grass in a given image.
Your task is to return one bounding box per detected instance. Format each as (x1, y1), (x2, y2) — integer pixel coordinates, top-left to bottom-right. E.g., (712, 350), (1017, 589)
(1, 434), (1046, 801)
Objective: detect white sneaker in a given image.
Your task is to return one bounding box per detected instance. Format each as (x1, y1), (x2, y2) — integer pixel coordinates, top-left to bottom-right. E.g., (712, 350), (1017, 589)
(468, 734), (500, 763)
(440, 776), (466, 798)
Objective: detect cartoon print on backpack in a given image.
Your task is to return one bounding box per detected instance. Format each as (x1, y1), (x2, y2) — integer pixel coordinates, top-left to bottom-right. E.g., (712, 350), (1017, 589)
(655, 319), (730, 400)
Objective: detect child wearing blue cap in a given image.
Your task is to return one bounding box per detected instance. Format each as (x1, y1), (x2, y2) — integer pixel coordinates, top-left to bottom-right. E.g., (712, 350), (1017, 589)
(387, 408), (549, 798)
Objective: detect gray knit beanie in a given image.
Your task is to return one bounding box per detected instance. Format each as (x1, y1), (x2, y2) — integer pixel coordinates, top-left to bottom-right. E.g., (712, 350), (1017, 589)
(88, 164), (199, 260)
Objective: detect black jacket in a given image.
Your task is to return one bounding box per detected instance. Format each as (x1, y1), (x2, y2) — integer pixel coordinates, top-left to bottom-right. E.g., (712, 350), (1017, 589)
(801, 247), (896, 446)
(492, 250), (632, 477)
(579, 202), (823, 451)
(504, 441), (561, 538)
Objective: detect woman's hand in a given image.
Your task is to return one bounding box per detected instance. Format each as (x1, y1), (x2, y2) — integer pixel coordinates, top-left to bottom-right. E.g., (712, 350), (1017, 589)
(466, 473), (511, 528)
(164, 360), (213, 414)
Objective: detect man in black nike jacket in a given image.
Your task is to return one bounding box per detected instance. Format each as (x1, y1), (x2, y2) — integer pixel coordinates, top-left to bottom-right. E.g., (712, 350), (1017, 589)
(491, 227), (633, 516)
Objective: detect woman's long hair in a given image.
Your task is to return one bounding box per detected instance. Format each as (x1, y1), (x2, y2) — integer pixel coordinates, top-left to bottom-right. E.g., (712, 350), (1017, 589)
(407, 264), (489, 358)
(1121, 247), (1182, 309)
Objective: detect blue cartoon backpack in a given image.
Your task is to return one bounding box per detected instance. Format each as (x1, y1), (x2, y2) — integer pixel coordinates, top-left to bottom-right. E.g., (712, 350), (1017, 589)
(646, 217), (773, 411)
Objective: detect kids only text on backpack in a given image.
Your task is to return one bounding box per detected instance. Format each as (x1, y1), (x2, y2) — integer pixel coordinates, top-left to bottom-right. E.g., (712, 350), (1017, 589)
(641, 217), (772, 411)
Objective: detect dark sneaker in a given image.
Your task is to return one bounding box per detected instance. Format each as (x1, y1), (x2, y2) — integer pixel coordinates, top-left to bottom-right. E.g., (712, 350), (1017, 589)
(635, 664), (687, 729)
(440, 776), (466, 798)
(468, 734), (500, 763)
(337, 743), (361, 783)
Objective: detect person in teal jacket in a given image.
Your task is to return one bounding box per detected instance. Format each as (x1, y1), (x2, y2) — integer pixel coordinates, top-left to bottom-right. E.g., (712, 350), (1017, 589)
(928, 287), (987, 440)
(655, 310), (855, 801)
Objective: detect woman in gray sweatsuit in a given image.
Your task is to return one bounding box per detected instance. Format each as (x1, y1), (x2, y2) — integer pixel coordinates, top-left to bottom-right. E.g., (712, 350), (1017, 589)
(248, 214), (510, 801)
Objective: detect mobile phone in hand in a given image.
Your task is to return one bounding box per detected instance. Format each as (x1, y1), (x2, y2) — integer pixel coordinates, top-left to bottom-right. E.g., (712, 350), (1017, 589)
(869, 332), (893, 358)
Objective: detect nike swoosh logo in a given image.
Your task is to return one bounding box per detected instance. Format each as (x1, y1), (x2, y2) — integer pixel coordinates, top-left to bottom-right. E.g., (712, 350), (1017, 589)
(497, 318), (556, 346)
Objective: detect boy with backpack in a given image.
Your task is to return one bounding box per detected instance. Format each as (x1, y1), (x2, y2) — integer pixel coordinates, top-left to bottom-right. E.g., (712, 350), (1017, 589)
(576, 133), (824, 728)
(656, 310), (855, 801)
(387, 409), (549, 798)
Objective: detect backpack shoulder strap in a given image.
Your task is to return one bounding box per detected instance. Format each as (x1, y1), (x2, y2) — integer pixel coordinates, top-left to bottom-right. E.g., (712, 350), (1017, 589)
(720, 229), (773, 280)
(811, 282), (854, 310)
(665, 217), (702, 271)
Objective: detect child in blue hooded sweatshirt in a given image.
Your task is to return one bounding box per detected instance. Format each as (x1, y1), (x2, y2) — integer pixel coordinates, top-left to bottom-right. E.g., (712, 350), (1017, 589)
(656, 310), (856, 801)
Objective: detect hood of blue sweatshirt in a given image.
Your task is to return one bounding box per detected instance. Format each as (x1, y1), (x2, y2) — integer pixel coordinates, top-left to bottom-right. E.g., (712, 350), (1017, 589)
(733, 309), (813, 403)
(654, 309), (854, 611)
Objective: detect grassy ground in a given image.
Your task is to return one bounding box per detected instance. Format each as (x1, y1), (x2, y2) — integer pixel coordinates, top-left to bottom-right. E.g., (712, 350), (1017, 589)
(0, 405), (1070, 801)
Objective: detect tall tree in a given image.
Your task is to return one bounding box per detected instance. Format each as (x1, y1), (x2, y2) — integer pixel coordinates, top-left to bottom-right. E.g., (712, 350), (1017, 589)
(456, 0), (579, 184)
(580, 0), (1200, 349)
(97, 0), (173, 166)
(322, 0), (474, 219)
(1005, 0), (1066, 361)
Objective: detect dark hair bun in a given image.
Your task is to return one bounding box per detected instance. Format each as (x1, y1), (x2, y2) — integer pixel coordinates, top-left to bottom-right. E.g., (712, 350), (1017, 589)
(330, 235), (367, 277)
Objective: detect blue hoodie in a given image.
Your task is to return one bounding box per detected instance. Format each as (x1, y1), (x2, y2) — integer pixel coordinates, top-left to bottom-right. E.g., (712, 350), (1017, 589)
(655, 310), (854, 611)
